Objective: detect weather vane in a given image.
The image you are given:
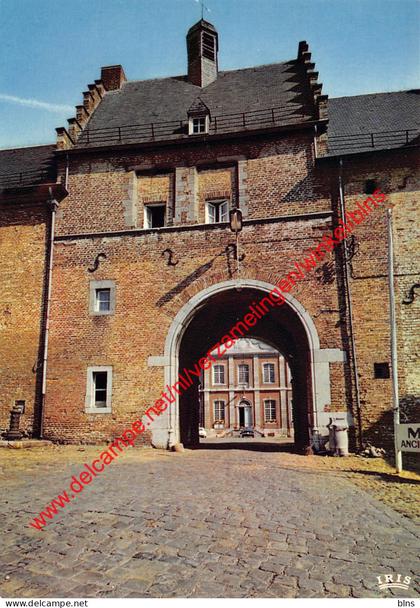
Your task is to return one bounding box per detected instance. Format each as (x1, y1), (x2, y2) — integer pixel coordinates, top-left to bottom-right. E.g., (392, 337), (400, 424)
(194, 0), (211, 19)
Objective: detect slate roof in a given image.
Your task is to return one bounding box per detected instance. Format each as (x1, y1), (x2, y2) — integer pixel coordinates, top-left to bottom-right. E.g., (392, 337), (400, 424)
(76, 61), (315, 147)
(0, 87), (418, 190)
(326, 90), (420, 156)
(0, 144), (56, 189)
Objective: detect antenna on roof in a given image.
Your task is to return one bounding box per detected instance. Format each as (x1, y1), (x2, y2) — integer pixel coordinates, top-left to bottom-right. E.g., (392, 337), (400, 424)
(194, 0), (211, 19)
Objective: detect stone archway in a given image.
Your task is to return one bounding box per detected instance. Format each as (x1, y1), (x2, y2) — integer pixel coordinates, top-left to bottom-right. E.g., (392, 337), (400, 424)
(148, 279), (346, 451)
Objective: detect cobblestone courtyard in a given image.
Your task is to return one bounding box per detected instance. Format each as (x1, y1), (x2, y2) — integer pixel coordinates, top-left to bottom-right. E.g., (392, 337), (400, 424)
(0, 444), (418, 598)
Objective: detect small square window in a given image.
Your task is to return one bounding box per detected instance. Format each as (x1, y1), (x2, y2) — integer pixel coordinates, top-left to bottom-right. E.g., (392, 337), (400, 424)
(144, 203), (166, 228)
(89, 280), (115, 316)
(205, 199), (229, 224)
(95, 288), (111, 312)
(192, 117), (207, 134)
(374, 362), (390, 379)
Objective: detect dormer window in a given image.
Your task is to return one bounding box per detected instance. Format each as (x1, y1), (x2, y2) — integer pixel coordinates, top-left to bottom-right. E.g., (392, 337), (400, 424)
(189, 115), (209, 135)
(188, 97), (210, 135)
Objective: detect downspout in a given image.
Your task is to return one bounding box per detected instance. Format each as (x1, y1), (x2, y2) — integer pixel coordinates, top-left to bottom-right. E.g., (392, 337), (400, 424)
(338, 158), (363, 449)
(65, 152), (69, 190)
(39, 190), (58, 438)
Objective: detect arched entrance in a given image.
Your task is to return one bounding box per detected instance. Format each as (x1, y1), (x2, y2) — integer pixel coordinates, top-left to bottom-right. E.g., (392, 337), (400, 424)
(151, 279), (343, 453)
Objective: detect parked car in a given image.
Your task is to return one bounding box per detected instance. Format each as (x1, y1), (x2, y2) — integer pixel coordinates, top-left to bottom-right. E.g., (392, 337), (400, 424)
(240, 427), (254, 438)
(199, 427), (207, 438)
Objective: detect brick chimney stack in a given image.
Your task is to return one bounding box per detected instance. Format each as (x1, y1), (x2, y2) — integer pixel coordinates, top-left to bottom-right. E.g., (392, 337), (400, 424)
(100, 65), (127, 91)
(187, 19), (218, 88)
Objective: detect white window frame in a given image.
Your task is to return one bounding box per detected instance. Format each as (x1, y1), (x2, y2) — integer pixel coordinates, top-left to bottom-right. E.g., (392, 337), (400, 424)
(95, 288), (111, 313)
(143, 202), (166, 229)
(85, 366), (113, 413)
(238, 364), (249, 386)
(205, 199), (229, 224)
(214, 400), (226, 422)
(262, 362), (275, 384)
(213, 364), (225, 385)
(264, 399), (277, 423)
(188, 115), (209, 135)
(89, 280), (116, 316)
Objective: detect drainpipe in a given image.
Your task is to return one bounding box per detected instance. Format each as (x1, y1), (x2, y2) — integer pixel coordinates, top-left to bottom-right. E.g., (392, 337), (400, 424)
(338, 159), (363, 450)
(65, 153), (69, 190)
(39, 190), (59, 438)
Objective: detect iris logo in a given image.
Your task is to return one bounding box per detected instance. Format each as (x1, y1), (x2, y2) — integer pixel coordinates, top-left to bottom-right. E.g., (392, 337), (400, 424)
(376, 573), (412, 590)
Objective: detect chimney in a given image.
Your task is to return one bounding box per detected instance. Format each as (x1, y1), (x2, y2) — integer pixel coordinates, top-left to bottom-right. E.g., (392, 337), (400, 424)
(187, 19), (218, 88)
(100, 65), (127, 91)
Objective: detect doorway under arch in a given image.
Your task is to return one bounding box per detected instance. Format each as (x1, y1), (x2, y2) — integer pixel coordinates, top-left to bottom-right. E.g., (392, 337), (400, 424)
(152, 279), (344, 453)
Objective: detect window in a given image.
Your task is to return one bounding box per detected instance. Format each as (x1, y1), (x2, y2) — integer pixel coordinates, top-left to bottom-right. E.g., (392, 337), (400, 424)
(188, 115), (209, 135)
(202, 32), (216, 61)
(193, 117), (206, 133)
(144, 203), (166, 228)
(95, 288), (111, 312)
(264, 399), (277, 423)
(238, 364), (249, 386)
(93, 372), (107, 406)
(85, 366), (113, 413)
(374, 362), (390, 379)
(205, 199), (229, 224)
(263, 362), (275, 384)
(365, 179), (377, 194)
(213, 364), (225, 385)
(89, 280), (115, 316)
(214, 400), (225, 422)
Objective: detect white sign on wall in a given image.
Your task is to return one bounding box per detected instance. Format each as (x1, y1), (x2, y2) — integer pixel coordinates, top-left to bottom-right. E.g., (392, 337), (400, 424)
(396, 424), (420, 452)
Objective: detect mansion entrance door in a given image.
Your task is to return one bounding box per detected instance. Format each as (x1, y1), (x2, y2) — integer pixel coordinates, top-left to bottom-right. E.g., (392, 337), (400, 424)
(238, 400), (253, 428)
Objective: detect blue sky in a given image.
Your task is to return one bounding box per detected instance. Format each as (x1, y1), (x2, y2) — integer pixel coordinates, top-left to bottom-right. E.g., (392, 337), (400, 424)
(0, 0), (419, 148)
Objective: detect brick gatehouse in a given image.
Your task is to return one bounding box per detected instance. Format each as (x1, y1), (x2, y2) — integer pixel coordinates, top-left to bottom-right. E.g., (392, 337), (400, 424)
(0, 19), (418, 452)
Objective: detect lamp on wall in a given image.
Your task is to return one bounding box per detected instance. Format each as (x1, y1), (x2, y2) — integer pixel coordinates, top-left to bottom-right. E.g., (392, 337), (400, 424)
(229, 208), (243, 280)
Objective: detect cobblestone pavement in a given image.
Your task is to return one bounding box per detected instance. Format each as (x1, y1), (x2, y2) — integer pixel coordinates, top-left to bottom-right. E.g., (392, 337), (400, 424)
(0, 447), (418, 598)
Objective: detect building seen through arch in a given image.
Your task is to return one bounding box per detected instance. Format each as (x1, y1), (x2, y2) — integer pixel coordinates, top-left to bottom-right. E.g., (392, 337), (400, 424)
(199, 338), (293, 437)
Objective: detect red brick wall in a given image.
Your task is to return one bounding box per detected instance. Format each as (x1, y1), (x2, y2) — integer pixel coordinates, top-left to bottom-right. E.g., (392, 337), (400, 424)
(338, 149), (419, 446)
(3, 131), (414, 450)
(0, 204), (48, 436)
(55, 132), (329, 236)
(44, 214), (347, 443)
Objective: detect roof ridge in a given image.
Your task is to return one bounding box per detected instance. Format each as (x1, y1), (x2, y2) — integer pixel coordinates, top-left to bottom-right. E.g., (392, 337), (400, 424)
(0, 143), (55, 152)
(330, 89), (419, 101)
(117, 59), (293, 88)
(219, 59), (291, 74)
